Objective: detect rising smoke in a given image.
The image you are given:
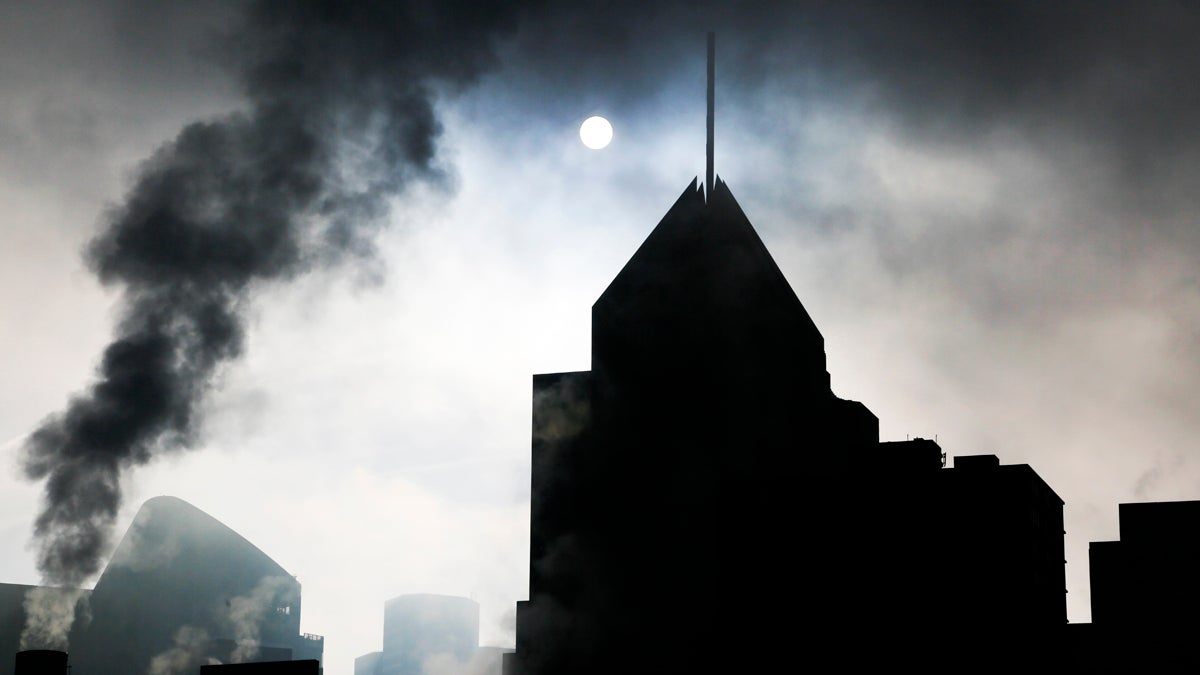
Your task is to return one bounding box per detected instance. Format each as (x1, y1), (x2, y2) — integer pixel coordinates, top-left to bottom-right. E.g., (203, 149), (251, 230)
(19, 0), (527, 648)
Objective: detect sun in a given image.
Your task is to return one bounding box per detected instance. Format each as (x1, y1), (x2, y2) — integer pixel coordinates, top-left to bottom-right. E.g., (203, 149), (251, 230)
(579, 116), (613, 150)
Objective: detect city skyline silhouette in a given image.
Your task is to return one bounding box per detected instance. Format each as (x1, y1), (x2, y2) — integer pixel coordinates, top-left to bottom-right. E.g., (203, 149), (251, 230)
(4, 4), (1200, 673)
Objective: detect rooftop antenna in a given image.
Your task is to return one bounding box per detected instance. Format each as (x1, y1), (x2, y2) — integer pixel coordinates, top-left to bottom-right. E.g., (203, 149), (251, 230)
(706, 31), (715, 200)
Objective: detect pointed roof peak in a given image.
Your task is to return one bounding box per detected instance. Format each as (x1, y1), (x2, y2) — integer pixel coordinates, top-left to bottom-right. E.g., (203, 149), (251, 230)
(595, 178), (822, 345)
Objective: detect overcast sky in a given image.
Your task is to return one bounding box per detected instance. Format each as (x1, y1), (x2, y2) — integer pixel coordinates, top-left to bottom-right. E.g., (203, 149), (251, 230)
(4, 1), (1200, 673)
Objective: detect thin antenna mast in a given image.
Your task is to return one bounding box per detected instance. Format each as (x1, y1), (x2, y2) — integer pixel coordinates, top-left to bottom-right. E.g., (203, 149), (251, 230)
(706, 31), (715, 200)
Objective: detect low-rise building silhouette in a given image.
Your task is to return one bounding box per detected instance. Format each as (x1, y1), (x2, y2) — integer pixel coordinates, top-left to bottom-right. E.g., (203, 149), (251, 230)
(201, 659), (321, 674)
(1090, 500), (1200, 626)
(938, 454), (1066, 630)
(13, 648), (68, 675)
(1067, 500), (1200, 672)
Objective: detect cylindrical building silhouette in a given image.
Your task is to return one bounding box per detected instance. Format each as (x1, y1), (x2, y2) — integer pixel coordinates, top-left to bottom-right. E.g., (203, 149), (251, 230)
(379, 594), (479, 675)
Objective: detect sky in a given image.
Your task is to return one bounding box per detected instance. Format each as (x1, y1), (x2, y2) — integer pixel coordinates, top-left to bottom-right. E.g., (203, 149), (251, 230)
(3, 1), (1200, 672)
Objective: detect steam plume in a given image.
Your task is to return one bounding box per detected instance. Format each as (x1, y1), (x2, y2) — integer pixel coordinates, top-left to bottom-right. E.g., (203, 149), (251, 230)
(19, 0), (521, 645)
(146, 626), (218, 675)
(226, 575), (292, 663)
(19, 587), (88, 651)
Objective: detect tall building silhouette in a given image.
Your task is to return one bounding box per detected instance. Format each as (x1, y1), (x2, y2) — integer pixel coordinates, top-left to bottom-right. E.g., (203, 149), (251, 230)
(508, 178), (883, 674)
(504, 175), (1070, 672)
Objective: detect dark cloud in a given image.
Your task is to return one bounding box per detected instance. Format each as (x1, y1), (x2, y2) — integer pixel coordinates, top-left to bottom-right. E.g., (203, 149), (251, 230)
(462, 0), (1200, 311)
(503, 2), (1200, 178)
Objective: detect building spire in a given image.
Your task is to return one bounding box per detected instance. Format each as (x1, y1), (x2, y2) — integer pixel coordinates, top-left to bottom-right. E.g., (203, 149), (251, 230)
(706, 31), (715, 201)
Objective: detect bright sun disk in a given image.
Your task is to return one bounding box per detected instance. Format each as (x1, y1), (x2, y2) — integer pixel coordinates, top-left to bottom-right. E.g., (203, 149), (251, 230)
(580, 116), (613, 150)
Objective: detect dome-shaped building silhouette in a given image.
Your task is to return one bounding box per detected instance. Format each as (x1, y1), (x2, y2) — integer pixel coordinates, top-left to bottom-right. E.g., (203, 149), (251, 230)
(1, 496), (323, 673)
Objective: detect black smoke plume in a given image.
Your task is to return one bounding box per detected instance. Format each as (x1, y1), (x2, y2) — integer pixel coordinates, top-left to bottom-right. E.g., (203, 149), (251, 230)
(20, 0), (523, 640)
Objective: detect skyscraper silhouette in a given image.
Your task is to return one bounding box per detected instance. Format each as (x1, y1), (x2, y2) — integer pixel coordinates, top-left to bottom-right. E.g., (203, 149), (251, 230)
(506, 177), (886, 675)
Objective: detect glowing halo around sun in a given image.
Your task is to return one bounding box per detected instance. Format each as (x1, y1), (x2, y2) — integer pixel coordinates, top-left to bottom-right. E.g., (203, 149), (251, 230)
(579, 116), (613, 149)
